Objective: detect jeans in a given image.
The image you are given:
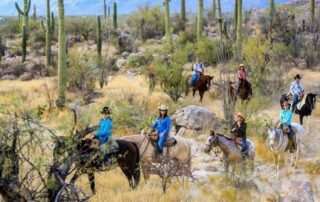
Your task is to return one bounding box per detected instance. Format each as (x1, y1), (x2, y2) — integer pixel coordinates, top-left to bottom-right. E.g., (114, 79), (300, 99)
(157, 132), (168, 154)
(191, 73), (199, 87)
(292, 94), (299, 109)
(241, 136), (248, 153)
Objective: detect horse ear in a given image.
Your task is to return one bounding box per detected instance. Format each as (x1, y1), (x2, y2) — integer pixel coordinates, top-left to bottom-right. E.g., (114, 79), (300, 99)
(210, 130), (215, 136)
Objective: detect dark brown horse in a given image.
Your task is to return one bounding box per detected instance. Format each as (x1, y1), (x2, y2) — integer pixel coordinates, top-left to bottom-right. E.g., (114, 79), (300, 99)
(186, 75), (214, 102)
(229, 79), (252, 102)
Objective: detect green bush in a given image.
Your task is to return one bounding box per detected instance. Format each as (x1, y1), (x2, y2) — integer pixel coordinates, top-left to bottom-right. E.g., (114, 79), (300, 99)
(0, 17), (20, 35)
(65, 17), (96, 40)
(196, 38), (233, 65)
(126, 5), (165, 40)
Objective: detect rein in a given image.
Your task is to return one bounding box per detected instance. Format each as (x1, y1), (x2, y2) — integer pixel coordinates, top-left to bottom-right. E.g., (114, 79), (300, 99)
(139, 132), (152, 158)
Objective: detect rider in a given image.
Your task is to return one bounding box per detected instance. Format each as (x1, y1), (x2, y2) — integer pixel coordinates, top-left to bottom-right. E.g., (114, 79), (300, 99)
(231, 112), (248, 156)
(290, 74), (304, 112)
(191, 58), (206, 87)
(237, 64), (248, 95)
(94, 106), (113, 167)
(152, 105), (171, 155)
(278, 101), (295, 152)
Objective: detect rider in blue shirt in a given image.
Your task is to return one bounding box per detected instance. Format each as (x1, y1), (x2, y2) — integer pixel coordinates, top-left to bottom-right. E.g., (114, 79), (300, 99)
(279, 101), (295, 152)
(152, 105), (171, 154)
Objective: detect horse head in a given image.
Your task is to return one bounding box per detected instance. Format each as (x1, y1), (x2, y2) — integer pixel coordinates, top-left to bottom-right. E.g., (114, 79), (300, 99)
(267, 127), (277, 147)
(204, 130), (218, 153)
(306, 93), (318, 110)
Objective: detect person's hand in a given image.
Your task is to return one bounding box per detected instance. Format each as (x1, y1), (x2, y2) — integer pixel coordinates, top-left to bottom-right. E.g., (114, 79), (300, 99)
(231, 128), (236, 132)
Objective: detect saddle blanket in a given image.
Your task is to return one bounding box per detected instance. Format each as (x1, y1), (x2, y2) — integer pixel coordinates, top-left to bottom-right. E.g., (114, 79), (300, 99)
(163, 136), (177, 147)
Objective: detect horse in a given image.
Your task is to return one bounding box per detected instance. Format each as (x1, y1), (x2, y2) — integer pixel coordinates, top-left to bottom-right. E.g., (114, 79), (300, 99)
(267, 123), (304, 179)
(185, 75), (214, 102)
(280, 93), (318, 132)
(121, 133), (191, 182)
(53, 137), (141, 195)
(204, 131), (255, 179)
(229, 79), (252, 102)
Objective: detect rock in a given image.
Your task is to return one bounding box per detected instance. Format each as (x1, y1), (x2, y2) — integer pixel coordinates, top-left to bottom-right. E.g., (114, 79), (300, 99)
(172, 105), (219, 131)
(0, 75), (17, 80)
(116, 58), (126, 69)
(279, 180), (314, 202)
(121, 51), (130, 58)
(19, 72), (33, 81)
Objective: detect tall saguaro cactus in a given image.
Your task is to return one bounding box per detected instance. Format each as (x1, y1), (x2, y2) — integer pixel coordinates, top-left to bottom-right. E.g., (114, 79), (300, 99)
(33, 4), (36, 22)
(164, 0), (171, 44)
(217, 0), (223, 37)
(197, 0), (204, 41)
(113, 2), (118, 29)
(0, 36), (4, 62)
(234, 0), (238, 35)
(56, 0), (67, 108)
(41, 0), (55, 68)
(104, 0), (107, 20)
(310, 0), (315, 26)
(97, 15), (102, 58)
(181, 0), (186, 22)
(212, 0), (216, 20)
(236, 0), (242, 43)
(269, 0), (275, 18)
(15, 0), (31, 62)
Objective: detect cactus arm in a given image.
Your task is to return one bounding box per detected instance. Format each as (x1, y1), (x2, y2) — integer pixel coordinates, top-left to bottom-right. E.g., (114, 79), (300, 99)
(15, 3), (24, 15)
(41, 20), (47, 31)
(26, 0), (31, 14)
(51, 12), (55, 33)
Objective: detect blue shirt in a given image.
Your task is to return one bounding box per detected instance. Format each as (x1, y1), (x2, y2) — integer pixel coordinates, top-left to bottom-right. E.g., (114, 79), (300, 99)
(152, 117), (171, 137)
(279, 109), (292, 127)
(290, 81), (304, 96)
(96, 118), (112, 144)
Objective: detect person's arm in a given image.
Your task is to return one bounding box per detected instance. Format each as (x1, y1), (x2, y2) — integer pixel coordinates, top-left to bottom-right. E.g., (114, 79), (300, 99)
(164, 118), (171, 134)
(290, 82), (295, 95)
(239, 123), (247, 137)
(152, 119), (158, 129)
(287, 111), (292, 125)
(96, 119), (112, 137)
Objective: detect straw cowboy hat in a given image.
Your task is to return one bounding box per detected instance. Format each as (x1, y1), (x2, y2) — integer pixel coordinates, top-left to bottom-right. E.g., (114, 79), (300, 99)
(239, 64), (245, 67)
(236, 112), (245, 120)
(158, 105), (168, 111)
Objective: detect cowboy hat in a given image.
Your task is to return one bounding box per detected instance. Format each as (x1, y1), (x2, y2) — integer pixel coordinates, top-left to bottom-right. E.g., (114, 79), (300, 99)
(236, 112), (245, 120)
(294, 74), (302, 80)
(100, 106), (112, 114)
(158, 105), (168, 111)
(239, 64), (245, 67)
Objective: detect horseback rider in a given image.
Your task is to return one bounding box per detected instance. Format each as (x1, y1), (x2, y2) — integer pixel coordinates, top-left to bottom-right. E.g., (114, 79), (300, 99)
(191, 58), (206, 87)
(290, 74), (304, 112)
(278, 101), (295, 152)
(231, 112), (248, 156)
(151, 105), (171, 155)
(237, 64), (249, 95)
(92, 106), (114, 168)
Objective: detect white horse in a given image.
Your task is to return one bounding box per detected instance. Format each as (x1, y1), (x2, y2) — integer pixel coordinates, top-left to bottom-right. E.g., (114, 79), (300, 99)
(121, 133), (192, 181)
(267, 123), (304, 179)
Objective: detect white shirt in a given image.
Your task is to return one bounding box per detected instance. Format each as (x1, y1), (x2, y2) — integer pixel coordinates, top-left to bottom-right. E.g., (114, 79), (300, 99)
(290, 81), (304, 95)
(193, 63), (204, 73)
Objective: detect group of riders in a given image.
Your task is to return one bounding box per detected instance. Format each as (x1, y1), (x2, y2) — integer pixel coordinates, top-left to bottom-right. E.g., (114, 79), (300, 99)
(90, 62), (305, 168)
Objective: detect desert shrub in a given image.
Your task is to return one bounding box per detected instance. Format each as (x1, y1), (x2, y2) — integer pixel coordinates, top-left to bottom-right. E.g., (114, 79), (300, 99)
(29, 29), (46, 44)
(0, 17), (20, 35)
(127, 5), (165, 41)
(118, 32), (135, 53)
(196, 38), (233, 65)
(67, 48), (96, 93)
(66, 17), (96, 40)
(172, 13), (186, 34)
(178, 28), (197, 45)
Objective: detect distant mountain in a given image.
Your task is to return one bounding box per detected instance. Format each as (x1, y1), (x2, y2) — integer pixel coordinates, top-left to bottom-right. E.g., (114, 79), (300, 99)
(0, 0), (289, 16)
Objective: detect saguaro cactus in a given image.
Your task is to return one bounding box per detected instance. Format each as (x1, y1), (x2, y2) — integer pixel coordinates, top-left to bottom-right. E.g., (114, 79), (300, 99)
(164, 0), (171, 43)
(104, 0), (107, 20)
(212, 0), (216, 20)
(56, 0), (67, 108)
(0, 36), (4, 62)
(217, 0), (223, 37)
(15, 0), (31, 62)
(236, 0), (242, 43)
(269, 0), (275, 18)
(113, 2), (117, 29)
(97, 15), (102, 58)
(310, 0), (315, 26)
(197, 0), (204, 41)
(234, 0), (238, 34)
(41, 0), (55, 68)
(33, 4), (36, 22)
(181, 0), (186, 22)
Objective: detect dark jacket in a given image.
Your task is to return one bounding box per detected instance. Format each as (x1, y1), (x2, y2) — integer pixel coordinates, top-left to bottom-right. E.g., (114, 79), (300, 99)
(231, 121), (247, 138)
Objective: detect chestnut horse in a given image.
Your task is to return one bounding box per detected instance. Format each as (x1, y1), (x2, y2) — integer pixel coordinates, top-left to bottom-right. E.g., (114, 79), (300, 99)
(186, 75), (214, 102)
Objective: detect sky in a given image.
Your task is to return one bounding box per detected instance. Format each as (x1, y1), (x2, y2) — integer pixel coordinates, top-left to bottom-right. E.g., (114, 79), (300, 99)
(0, 0), (289, 16)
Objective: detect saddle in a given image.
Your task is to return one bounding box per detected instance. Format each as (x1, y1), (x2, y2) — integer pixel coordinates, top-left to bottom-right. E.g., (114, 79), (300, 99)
(149, 132), (177, 147)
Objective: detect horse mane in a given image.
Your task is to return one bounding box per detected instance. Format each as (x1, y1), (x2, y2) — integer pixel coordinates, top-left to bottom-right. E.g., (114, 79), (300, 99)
(217, 134), (233, 141)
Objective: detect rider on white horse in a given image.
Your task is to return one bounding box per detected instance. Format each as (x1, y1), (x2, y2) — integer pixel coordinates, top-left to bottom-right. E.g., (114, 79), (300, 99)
(278, 101), (295, 152)
(152, 105), (171, 155)
(231, 112), (248, 156)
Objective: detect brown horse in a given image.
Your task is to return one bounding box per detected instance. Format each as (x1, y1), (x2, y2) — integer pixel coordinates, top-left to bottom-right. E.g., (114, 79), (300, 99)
(229, 79), (252, 102)
(186, 75), (214, 102)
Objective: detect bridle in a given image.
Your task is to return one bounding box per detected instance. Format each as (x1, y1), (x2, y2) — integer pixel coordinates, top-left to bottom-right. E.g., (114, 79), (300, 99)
(139, 131), (152, 158)
(205, 135), (219, 157)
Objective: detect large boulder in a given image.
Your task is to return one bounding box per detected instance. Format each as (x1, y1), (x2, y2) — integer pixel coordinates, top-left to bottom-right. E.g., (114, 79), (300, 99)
(172, 105), (219, 131)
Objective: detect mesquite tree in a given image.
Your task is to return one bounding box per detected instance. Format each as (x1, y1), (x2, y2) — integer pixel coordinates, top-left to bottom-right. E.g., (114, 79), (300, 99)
(197, 0), (204, 41)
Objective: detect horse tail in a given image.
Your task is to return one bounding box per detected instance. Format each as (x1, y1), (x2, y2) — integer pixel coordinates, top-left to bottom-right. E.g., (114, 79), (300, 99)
(133, 143), (141, 187)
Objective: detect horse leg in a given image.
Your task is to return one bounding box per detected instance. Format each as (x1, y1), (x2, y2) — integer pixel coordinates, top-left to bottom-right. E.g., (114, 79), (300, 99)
(70, 170), (80, 185)
(224, 160), (229, 179)
(141, 164), (150, 183)
(307, 116), (311, 134)
(88, 173), (96, 195)
(300, 115), (304, 125)
(192, 89), (196, 97)
(294, 144), (300, 168)
(199, 91), (204, 102)
(274, 155), (279, 179)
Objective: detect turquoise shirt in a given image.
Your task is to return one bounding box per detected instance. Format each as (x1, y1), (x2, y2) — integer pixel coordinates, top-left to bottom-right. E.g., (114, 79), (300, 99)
(96, 118), (112, 144)
(279, 109), (292, 127)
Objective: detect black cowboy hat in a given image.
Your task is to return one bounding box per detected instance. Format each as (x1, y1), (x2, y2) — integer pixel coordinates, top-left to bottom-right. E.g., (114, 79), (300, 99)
(100, 106), (111, 115)
(294, 74), (302, 80)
